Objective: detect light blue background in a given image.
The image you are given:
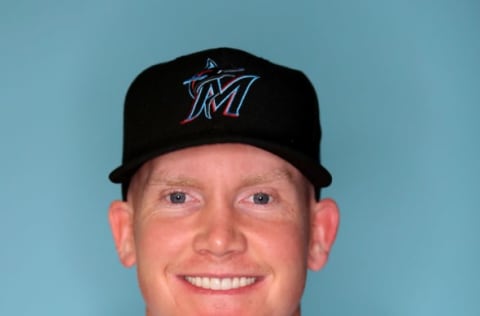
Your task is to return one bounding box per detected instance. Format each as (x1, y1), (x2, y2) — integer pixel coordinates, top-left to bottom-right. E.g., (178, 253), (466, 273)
(1, 0), (479, 315)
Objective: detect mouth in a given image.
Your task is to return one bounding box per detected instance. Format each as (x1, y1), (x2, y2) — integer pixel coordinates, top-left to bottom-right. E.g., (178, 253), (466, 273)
(184, 276), (257, 291)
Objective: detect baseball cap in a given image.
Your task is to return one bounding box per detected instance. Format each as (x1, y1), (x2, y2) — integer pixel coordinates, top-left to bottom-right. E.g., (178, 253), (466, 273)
(109, 47), (332, 199)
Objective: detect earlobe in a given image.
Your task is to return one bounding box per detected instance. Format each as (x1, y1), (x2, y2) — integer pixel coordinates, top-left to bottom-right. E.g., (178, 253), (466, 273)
(108, 200), (137, 267)
(307, 198), (340, 271)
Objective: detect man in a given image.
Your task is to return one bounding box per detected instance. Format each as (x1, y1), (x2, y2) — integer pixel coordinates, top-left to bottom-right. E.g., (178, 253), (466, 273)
(108, 47), (339, 316)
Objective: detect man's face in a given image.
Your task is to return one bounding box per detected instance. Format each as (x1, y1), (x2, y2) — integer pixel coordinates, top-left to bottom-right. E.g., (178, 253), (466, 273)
(109, 144), (338, 316)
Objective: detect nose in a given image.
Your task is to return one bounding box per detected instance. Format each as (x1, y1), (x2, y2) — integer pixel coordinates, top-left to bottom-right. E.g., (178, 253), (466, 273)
(193, 200), (247, 258)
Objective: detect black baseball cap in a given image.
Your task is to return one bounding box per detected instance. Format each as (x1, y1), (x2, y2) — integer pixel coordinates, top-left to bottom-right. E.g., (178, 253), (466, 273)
(109, 47), (331, 199)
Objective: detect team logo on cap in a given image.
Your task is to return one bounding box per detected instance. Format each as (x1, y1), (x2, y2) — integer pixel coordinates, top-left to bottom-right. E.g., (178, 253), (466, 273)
(181, 58), (259, 124)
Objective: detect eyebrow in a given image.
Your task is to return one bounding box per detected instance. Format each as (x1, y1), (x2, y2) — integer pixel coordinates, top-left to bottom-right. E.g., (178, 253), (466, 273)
(146, 174), (200, 188)
(144, 167), (295, 189)
(240, 168), (294, 187)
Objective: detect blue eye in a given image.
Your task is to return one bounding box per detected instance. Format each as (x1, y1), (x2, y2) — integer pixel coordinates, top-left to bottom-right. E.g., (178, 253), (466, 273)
(169, 192), (187, 204)
(252, 192), (270, 205)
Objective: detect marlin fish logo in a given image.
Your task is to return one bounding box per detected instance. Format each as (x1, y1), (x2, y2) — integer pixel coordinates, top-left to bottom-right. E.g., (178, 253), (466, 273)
(181, 58), (259, 124)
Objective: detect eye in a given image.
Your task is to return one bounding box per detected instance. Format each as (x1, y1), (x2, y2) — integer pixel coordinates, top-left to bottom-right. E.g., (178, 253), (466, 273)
(252, 192), (271, 205)
(168, 191), (187, 204)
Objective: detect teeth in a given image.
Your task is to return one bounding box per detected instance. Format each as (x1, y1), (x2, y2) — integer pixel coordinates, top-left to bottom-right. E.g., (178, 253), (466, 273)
(184, 276), (256, 290)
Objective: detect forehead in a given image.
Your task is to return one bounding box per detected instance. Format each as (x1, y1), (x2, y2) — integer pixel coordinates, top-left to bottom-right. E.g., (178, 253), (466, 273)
(148, 144), (296, 175)
(128, 143), (313, 198)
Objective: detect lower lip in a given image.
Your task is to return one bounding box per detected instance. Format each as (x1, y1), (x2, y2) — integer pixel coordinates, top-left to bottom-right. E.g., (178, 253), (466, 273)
(179, 276), (264, 295)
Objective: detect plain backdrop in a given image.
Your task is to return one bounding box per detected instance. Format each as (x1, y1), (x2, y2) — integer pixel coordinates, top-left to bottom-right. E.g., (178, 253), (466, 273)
(1, 0), (479, 315)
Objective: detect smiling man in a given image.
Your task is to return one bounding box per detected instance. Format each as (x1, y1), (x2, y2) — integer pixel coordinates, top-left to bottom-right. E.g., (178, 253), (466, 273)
(108, 47), (339, 316)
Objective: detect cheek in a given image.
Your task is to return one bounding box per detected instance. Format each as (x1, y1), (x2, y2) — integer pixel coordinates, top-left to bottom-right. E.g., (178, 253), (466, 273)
(270, 226), (307, 258)
(252, 212), (310, 271)
(281, 210), (309, 251)
(254, 221), (309, 312)
(134, 219), (190, 265)
(133, 219), (192, 300)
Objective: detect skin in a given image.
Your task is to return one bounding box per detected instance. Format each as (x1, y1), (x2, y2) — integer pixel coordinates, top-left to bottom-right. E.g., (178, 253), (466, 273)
(109, 143), (339, 316)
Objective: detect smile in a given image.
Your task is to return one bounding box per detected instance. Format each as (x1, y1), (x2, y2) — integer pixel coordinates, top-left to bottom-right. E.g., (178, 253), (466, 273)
(184, 276), (257, 290)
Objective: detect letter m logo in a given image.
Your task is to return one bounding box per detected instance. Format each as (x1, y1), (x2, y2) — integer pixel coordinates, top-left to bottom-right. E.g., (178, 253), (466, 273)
(181, 59), (259, 124)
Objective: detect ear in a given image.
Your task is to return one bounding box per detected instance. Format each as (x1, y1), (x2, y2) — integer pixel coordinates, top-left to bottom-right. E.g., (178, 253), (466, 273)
(108, 200), (137, 267)
(307, 198), (340, 271)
